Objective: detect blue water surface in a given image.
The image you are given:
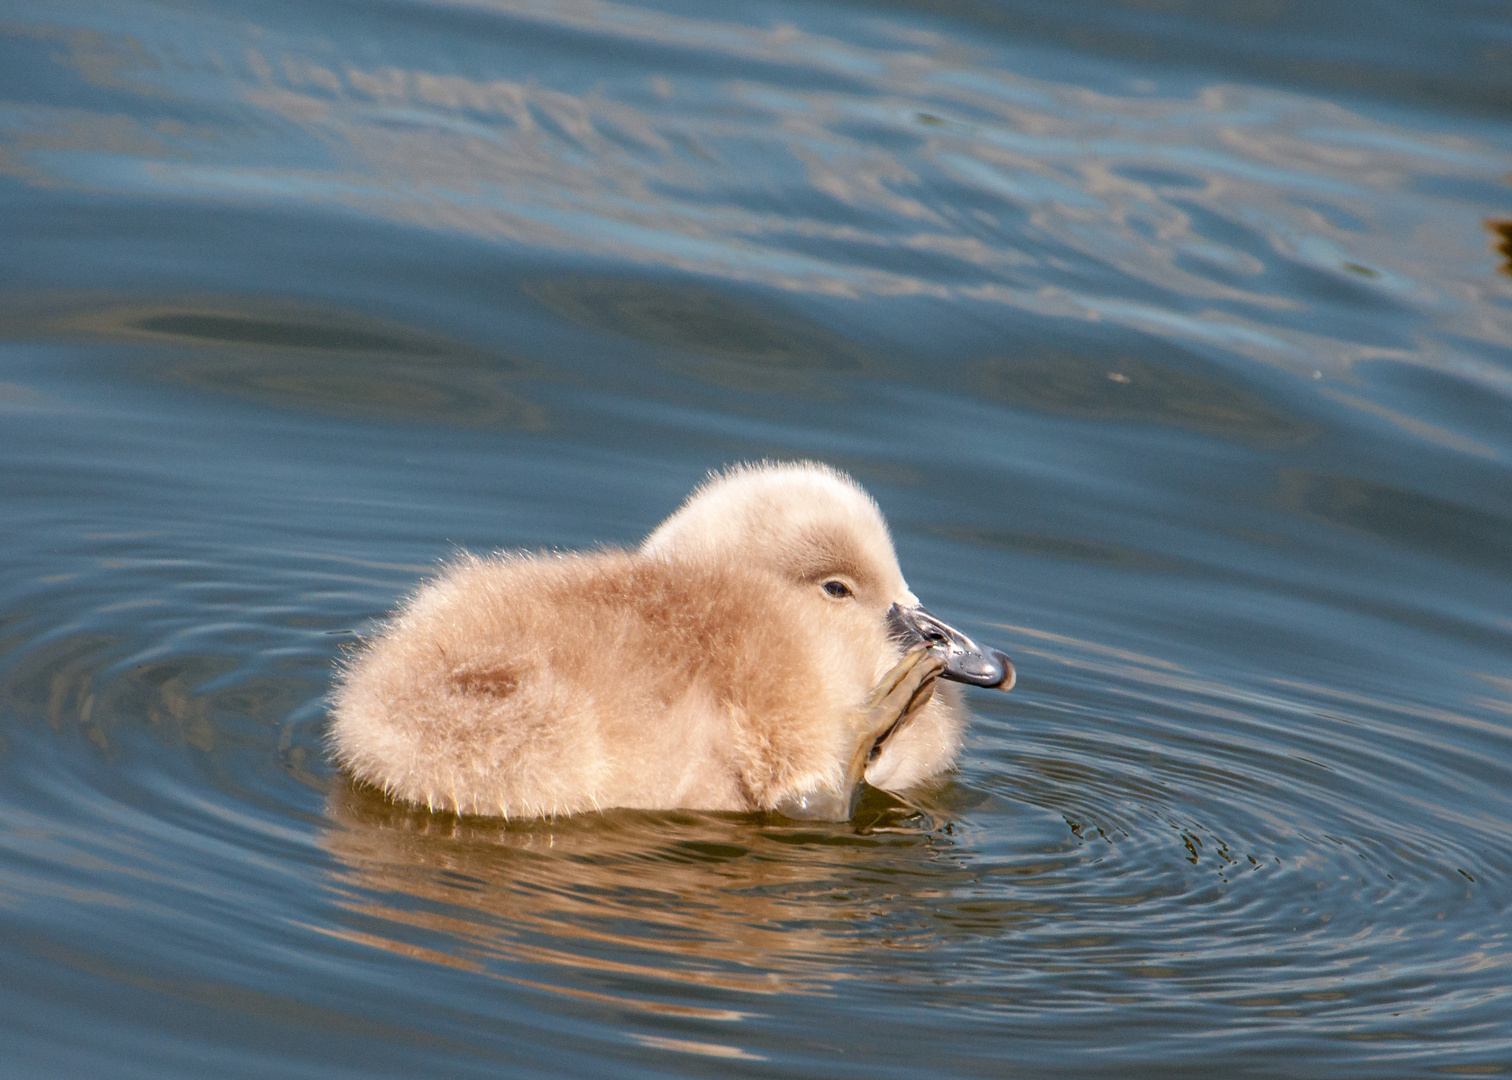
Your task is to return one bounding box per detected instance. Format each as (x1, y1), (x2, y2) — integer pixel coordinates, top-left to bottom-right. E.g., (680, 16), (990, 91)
(2, 0), (1511, 1076)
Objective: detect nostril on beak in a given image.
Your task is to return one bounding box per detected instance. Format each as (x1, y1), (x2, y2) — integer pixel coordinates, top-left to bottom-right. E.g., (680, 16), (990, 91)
(886, 603), (1014, 690)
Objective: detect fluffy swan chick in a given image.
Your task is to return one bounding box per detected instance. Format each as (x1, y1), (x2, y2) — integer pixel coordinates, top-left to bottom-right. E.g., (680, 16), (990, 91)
(329, 462), (1012, 820)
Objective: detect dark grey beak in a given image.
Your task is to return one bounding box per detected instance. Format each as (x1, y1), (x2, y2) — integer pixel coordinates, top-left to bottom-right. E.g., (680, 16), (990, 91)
(886, 604), (1016, 690)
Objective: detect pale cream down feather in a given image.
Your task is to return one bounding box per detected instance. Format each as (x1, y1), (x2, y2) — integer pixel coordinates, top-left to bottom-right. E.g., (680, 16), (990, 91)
(329, 461), (1011, 819)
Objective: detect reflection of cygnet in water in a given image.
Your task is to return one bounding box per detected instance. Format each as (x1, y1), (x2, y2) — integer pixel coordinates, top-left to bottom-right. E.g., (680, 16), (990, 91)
(329, 461), (1014, 820)
(318, 784), (981, 1000)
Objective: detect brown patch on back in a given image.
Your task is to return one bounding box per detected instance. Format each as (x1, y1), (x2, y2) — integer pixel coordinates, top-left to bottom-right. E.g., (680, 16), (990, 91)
(450, 664), (521, 698)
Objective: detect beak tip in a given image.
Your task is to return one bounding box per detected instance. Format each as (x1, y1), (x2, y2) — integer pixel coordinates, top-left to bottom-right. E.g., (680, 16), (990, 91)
(992, 651), (1016, 691)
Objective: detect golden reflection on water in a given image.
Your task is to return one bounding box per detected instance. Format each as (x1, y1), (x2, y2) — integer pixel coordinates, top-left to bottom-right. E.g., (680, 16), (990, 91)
(7, 2), (1507, 384)
(316, 780), (983, 1006)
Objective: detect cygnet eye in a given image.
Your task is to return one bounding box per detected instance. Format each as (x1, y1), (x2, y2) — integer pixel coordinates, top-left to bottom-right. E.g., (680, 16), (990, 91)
(821, 579), (853, 599)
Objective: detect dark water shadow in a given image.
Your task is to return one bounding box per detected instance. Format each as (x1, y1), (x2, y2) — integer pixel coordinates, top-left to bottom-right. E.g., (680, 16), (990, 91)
(851, 0), (1512, 118)
(1359, 358), (1512, 458)
(521, 275), (874, 396)
(1279, 468), (1512, 578)
(4, 295), (546, 429)
(969, 345), (1314, 448)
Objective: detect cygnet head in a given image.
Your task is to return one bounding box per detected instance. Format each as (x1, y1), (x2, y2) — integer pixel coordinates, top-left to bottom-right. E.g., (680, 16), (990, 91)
(645, 461), (913, 601)
(642, 461), (1013, 692)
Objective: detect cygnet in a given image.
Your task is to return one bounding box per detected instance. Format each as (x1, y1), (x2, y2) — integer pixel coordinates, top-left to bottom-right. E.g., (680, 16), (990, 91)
(329, 461), (1014, 820)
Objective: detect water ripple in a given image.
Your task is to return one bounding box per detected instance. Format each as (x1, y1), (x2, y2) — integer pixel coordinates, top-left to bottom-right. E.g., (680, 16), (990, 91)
(4, 0), (1512, 1075)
